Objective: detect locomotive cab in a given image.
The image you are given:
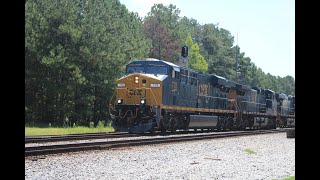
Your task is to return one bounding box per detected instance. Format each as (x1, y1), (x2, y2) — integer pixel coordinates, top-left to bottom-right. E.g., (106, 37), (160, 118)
(110, 59), (179, 133)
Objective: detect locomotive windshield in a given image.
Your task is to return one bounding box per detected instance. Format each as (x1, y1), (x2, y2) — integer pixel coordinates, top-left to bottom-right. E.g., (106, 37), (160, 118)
(126, 66), (168, 75)
(126, 66), (145, 74)
(146, 66), (168, 75)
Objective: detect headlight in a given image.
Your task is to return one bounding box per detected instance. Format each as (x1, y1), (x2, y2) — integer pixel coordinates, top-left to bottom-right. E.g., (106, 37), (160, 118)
(140, 99), (145, 104)
(117, 83), (125, 87)
(117, 99), (123, 104)
(135, 77), (139, 83)
(135, 80), (139, 83)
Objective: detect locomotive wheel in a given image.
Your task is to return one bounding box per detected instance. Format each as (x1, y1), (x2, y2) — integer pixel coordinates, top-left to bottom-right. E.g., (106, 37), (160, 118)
(149, 129), (155, 134)
(160, 118), (168, 135)
(220, 119), (226, 131)
(149, 126), (155, 134)
(216, 119), (222, 131)
(171, 128), (177, 134)
(169, 117), (177, 133)
(223, 120), (230, 131)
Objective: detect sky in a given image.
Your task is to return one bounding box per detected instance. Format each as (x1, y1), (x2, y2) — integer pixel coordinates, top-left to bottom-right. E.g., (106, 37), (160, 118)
(119, 0), (295, 78)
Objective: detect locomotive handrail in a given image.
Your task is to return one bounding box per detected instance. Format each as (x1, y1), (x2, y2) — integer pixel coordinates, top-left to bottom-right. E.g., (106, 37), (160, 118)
(108, 90), (116, 115)
(147, 87), (159, 105)
(118, 108), (138, 119)
(180, 99), (197, 103)
(239, 101), (266, 106)
(195, 94), (228, 110)
(196, 94), (228, 100)
(237, 99), (243, 119)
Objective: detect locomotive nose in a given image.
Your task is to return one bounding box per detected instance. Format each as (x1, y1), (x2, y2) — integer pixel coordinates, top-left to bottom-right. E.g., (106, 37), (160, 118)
(116, 73), (163, 106)
(131, 74), (146, 89)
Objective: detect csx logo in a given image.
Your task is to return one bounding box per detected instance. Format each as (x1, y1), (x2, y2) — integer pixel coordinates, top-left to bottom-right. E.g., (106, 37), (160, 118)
(128, 89), (143, 96)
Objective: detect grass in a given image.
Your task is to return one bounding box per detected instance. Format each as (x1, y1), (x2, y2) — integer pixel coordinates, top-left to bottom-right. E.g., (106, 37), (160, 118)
(25, 125), (115, 136)
(281, 177), (295, 180)
(244, 149), (257, 154)
(273, 176), (295, 180)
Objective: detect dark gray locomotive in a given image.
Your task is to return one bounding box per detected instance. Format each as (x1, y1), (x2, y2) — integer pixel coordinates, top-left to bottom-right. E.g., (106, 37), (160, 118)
(110, 59), (295, 133)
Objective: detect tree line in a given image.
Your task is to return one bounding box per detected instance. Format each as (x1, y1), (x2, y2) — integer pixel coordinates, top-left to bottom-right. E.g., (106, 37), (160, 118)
(25, 0), (295, 126)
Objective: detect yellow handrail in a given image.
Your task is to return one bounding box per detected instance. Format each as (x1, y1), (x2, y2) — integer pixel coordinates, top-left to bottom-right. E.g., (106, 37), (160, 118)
(108, 90), (116, 115)
(148, 88), (159, 105)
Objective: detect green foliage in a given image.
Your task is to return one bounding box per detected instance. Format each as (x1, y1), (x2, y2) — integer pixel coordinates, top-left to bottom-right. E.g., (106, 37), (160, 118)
(283, 176), (295, 180)
(97, 121), (105, 128)
(185, 36), (208, 73)
(89, 121), (94, 128)
(244, 149), (257, 154)
(272, 176), (295, 180)
(144, 4), (181, 62)
(200, 24), (237, 80)
(25, 0), (150, 126)
(25, 126), (114, 136)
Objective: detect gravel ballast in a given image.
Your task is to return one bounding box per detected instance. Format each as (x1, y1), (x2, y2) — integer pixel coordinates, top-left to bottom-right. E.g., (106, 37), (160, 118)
(25, 133), (295, 180)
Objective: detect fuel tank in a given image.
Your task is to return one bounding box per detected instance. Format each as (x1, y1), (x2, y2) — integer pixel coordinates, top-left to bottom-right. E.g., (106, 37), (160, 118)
(188, 115), (219, 128)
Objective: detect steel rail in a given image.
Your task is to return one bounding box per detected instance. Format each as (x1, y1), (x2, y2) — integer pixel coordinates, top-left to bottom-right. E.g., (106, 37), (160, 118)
(25, 129), (289, 157)
(25, 132), (140, 143)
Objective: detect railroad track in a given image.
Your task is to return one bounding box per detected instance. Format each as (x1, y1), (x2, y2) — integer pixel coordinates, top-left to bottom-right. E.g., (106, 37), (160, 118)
(24, 132), (144, 143)
(25, 131), (199, 144)
(25, 129), (289, 157)
(25, 129), (236, 144)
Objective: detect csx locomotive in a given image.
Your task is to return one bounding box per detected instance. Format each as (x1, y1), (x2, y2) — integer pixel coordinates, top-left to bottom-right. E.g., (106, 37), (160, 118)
(109, 58), (295, 133)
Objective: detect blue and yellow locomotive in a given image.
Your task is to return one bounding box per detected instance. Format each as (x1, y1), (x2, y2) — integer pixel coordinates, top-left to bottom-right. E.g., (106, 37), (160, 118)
(109, 58), (295, 133)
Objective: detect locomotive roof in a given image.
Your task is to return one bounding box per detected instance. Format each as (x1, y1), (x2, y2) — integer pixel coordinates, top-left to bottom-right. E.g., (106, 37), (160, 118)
(118, 73), (168, 81)
(146, 58), (180, 68)
(265, 89), (275, 94)
(252, 87), (266, 95)
(128, 59), (180, 72)
(127, 59), (290, 97)
(128, 59), (179, 68)
(236, 83), (251, 91)
(210, 74), (252, 91)
(210, 74), (228, 87)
